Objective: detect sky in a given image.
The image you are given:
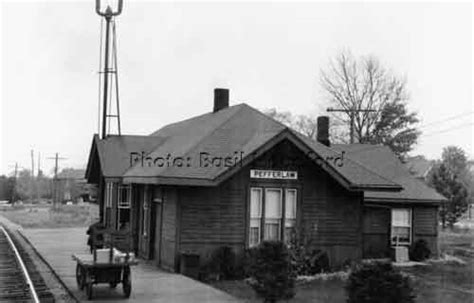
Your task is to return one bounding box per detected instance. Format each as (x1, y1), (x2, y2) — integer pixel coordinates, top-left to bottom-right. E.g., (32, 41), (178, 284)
(0, 0), (473, 176)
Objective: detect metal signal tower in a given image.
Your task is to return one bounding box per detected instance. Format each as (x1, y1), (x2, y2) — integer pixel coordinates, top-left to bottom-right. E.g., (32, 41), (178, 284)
(96, 0), (124, 139)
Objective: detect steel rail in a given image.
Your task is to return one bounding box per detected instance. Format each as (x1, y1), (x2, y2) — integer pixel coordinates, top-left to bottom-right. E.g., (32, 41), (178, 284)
(0, 226), (40, 303)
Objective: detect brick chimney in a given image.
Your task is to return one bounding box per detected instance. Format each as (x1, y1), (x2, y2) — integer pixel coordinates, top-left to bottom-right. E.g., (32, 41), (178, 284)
(317, 116), (330, 146)
(213, 88), (229, 112)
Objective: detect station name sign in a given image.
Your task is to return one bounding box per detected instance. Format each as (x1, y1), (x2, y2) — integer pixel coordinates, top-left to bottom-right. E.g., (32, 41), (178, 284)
(250, 169), (298, 180)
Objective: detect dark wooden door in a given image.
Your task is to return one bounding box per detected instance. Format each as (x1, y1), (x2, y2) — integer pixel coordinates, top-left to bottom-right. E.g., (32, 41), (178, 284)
(363, 206), (391, 259)
(131, 185), (140, 255)
(138, 186), (152, 259)
(152, 201), (162, 266)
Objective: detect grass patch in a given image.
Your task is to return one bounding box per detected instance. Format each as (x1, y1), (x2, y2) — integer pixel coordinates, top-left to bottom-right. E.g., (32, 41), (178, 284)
(0, 203), (99, 228)
(211, 278), (346, 303)
(211, 227), (474, 302)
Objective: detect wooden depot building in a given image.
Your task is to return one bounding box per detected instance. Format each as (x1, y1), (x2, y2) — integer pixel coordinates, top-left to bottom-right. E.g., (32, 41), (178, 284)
(85, 88), (446, 271)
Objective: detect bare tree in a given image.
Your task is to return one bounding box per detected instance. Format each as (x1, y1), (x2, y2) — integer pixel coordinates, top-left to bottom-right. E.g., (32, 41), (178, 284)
(320, 51), (419, 158)
(264, 109), (318, 139)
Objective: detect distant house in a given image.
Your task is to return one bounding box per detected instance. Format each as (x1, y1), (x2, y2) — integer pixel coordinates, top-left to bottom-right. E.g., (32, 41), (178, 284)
(86, 88), (445, 272)
(404, 155), (435, 181)
(57, 169), (97, 203)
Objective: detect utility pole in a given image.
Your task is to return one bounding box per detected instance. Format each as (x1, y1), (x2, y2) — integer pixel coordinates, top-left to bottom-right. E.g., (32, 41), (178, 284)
(326, 107), (376, 144)
(38, 152), (41, 176)
(31, 149), (35, 203)
(37, 152), (41, 202)
(31, 150), (35, 178)
(47, 153), (67, 210)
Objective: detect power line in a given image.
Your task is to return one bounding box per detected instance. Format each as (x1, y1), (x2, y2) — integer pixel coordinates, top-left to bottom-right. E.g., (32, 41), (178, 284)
(417, 111), (473, 129)
(422, 122), (474, 138)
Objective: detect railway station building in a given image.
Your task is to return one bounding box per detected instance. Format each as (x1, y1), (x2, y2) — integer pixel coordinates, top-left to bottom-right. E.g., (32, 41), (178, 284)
(85, 88), (445, 272)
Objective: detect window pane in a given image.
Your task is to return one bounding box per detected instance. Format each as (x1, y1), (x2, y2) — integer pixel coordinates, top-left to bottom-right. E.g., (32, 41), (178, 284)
(119, 209), (130, 228)
(391, 227), (410, 244)
(265, 189), (282, 218)
(250, 218), (260, 227)
(285, 189), (297, 219)
(392, 209), (410, 226)
(285, 227), (296, 244)
(120, 186), (130, 203)
(250, 188), (262, 218)
(264, 222), (280, 240)
(249, 227), (260, 247)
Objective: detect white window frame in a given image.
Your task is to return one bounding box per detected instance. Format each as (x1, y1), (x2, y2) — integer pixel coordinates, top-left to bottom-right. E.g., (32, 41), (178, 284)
(118, 185), (131, 209)
(116, 185), (131, 229)
(264, 188), (283, 241)
(248, 187), (297, 247)
(391, 208), (412, 246)
(249, 188), (263, 247)
(284, 189), (297, 244)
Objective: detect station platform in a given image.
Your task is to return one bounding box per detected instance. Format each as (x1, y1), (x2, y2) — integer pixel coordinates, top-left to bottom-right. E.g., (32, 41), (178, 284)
(21, 227), (241, 303)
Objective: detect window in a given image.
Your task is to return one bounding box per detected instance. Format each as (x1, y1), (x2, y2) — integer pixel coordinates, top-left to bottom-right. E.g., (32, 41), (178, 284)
(264, 189), (282, 241)
(391, 208), (411, 245)
(104, 182), (115, 226)
(105, 182), (114, 207)
(248, 187), (297, 247)
(285, 189), (297, 244)
(249, 188), (262, 247)
(117, 185), (131, 229)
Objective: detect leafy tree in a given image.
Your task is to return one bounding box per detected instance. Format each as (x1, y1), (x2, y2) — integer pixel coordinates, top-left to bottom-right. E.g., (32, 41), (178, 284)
(320, 51), (420, 159)
(0, 175), (16, 201)
(440, 146), (468, 177)
(16, 169), (33, 201)
(428, 146), (469, 228)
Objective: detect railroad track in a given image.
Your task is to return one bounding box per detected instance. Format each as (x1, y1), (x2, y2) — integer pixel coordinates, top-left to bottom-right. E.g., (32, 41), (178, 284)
(0, 225), (55, 302)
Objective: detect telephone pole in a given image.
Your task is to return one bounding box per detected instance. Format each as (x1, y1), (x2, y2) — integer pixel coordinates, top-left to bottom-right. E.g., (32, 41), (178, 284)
(38, 152), (41, 176)
(31, 149), (35, 202)
(47, 153), (67, 210)
(8, 163), (19, 205)
(326, 107), (376, 144)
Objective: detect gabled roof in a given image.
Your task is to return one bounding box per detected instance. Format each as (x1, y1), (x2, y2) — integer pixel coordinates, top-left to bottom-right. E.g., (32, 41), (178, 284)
(85, 134), (164, 181)
(332, 144), (446, 204)
(119, 104), (401, 191)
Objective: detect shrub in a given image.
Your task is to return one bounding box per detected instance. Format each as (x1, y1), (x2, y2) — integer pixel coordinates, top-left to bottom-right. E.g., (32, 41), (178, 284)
(290, 247), (330, 275)
(409, 239), (431, 261)
(345, 261), (415, 303)
(243, 246), (258, 277)
(247, 241), (296, 303)
(209, 246), (241, 280)
(287, 232), (330, 275)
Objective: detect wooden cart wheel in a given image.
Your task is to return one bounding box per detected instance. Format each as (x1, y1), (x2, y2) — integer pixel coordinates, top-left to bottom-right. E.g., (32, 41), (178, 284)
(76, 264), (85, 290)
(122, 266), (132, 298)
(86, 282), (93, 300)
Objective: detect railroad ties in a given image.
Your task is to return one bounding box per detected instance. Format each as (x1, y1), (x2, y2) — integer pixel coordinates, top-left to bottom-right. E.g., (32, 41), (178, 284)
(0, 225), (55, 302)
